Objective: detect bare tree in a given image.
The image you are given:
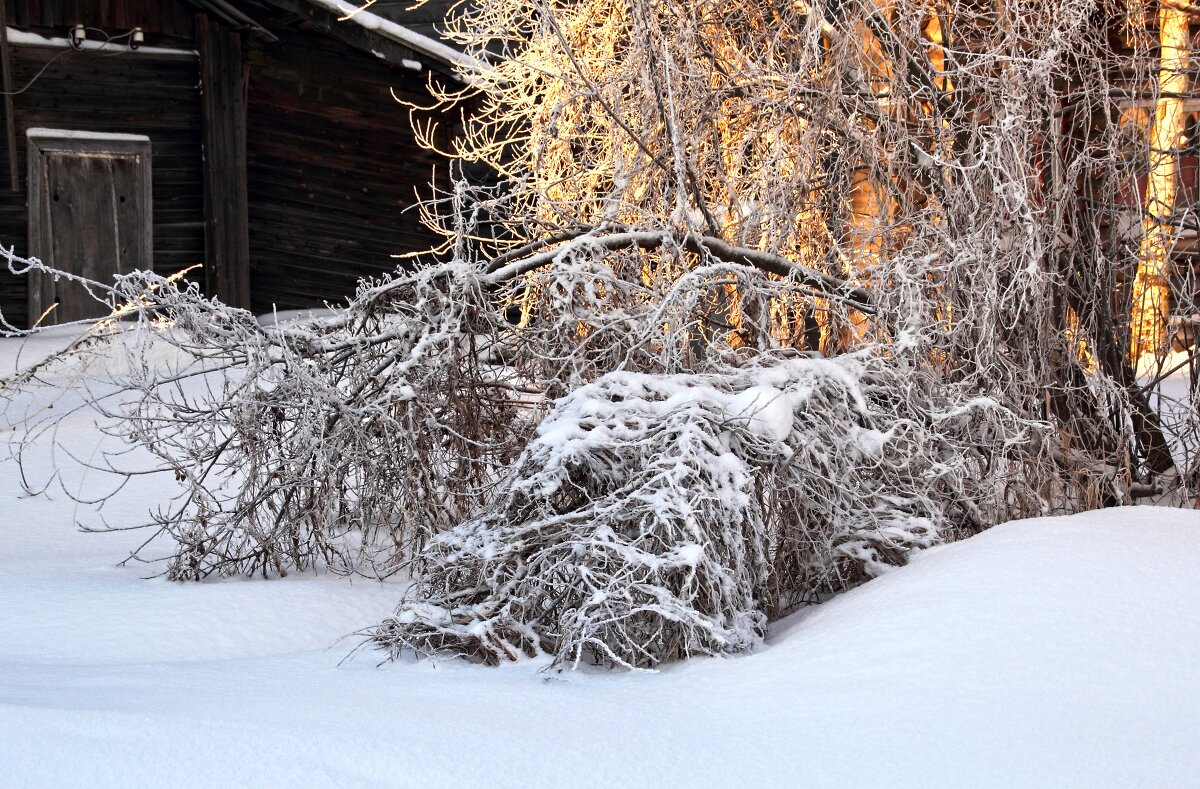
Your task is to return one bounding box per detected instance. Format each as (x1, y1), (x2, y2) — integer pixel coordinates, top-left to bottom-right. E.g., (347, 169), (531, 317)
(4, 0), (1200, 667)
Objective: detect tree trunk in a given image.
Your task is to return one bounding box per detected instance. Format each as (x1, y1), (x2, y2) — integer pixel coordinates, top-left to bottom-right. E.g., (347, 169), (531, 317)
(1132, 3), (1190, 358)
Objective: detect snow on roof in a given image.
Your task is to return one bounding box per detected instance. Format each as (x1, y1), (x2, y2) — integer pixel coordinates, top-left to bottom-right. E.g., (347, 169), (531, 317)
(305, 0), (482, 71)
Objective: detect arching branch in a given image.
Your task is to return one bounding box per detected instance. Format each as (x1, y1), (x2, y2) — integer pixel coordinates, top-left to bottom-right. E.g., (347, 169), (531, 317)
(483, 230), (876, 313)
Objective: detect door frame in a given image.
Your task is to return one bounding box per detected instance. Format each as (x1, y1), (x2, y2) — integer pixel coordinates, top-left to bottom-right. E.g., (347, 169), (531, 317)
(26, 128), (152, 324)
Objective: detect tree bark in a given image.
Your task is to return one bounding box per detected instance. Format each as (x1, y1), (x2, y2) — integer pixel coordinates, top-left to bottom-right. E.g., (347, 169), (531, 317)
(1132, 3), (1190, 357)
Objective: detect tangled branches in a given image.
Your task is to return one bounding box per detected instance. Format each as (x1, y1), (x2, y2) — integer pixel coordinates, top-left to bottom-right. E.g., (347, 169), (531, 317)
(416, 0), (1200, 502)
(6, 0), (1200, 669)
(2, 253), (536, 579)
(373, 352), (1031, 669)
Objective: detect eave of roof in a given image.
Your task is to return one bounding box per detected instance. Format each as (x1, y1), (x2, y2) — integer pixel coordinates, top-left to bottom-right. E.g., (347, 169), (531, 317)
(303, 0), (481, 71)
(188, 0), (280, 41)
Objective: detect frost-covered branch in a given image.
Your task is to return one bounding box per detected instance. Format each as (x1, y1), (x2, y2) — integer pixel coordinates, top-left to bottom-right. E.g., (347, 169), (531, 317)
(484, 229), (875, 313)
(374, 352), (1033, 669)
(6, 0), (1200, 672)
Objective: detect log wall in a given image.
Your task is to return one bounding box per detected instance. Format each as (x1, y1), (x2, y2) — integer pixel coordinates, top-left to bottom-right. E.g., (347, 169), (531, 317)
(0, 38), (203, 327)
(243, 22), (446, 313)
(0, 0), (455, 324)
(2, 0), (196, 43)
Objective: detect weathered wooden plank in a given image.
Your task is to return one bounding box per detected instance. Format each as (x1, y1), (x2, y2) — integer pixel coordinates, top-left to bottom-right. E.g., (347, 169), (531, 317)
(197, 14), (249, 310)
(0, 1), (18, 191)
(238, 16), (448, 312)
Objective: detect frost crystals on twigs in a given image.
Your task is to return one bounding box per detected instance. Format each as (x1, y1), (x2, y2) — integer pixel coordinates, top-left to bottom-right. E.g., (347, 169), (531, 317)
(373, 352), (1027, 669)
(0, 249), (535, 580)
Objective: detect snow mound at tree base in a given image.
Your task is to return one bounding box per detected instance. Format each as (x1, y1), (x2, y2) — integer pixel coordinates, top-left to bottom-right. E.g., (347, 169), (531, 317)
(373, 352), (1025, 669)
(3, 505), (1200, 786)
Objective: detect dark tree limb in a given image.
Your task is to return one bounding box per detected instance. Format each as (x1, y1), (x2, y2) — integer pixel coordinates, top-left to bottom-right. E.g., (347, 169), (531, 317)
(483, 230), (876, 313)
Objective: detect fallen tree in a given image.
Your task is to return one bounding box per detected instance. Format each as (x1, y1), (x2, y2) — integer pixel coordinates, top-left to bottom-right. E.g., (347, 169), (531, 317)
(4, 0), (1200, 671)
(1, 247), (1040, 669)
(0, 248), (875, 583)
(373, 352), (1030, 669)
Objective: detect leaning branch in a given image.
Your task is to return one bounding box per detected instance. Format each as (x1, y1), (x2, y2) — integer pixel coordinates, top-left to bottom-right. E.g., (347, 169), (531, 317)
(483, 231), (876, 313)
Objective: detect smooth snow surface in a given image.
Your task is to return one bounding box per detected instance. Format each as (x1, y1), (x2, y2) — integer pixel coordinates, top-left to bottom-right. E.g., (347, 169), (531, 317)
(1, 331), (1198, 787)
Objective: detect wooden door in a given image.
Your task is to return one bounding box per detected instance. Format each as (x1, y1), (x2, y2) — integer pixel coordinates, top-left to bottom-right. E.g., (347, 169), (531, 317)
(27, 130), (152, 325)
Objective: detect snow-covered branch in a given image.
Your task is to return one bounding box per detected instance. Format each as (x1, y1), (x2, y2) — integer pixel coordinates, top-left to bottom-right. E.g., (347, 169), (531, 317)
(484, 230), (875, 313)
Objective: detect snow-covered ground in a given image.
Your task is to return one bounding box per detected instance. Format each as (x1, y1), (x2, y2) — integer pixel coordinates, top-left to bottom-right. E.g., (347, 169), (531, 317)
(2, 329), (1199, 787)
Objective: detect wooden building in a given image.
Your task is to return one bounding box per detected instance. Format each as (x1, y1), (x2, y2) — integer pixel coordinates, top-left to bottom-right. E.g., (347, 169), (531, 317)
(0, 0), (473, 327)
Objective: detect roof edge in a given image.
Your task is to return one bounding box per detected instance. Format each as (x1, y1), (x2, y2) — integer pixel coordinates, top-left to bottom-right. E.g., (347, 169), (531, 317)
(304, 0), (482, 71)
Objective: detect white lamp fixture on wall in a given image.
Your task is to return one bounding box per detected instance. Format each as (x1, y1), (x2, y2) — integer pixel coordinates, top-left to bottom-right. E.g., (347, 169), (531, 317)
(68, 24), (86, 49)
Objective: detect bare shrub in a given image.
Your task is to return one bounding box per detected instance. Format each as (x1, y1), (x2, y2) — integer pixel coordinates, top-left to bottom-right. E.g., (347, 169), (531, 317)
(372, 350), (1032, 669)
(6, 0), (1200, 670)
(1, 253), (536, 579)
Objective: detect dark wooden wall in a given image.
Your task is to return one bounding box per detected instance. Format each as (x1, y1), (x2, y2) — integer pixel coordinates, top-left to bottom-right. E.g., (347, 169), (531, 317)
(243, 22), (446, 313)
(0, 39), (203, 327)
(1, 0), (457, 324)
(3, 0), (196, 44)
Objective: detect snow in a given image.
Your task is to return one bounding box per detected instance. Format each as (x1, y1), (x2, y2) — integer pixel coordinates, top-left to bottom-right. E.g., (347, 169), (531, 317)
(1137, 349), (1197, 473)
(27, 128), (150, 143)
(255, 307), (342, 327)
(728, 384), (794, 441)
(2, 331), (1200, 786)
(5, 27), (197, 56)
(305, 0), (483, 71)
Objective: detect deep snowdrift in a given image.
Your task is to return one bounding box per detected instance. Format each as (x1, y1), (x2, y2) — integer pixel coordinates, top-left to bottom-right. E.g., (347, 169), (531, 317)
(3, 497), (1198, 786)
(1, 331), (1198, 786)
